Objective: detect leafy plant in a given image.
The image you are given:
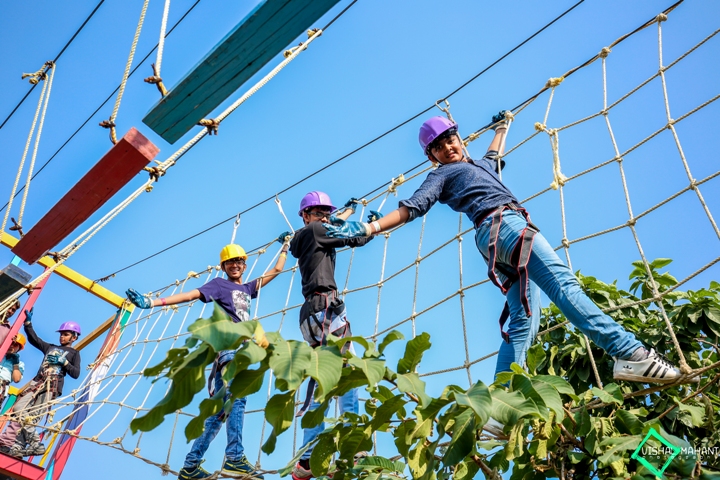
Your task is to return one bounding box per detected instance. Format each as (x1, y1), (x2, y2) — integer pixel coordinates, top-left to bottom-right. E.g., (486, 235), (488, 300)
(131, 260), (720, 479)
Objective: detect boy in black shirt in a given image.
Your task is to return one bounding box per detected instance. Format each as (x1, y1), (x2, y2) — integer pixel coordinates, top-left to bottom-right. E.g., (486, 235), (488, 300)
(0, 310), (81, 457)
(279, 191), (376, 480)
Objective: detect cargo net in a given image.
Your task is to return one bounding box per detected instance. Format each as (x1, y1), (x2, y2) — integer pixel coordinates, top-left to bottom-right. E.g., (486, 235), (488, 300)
(10, 7), (720, 478)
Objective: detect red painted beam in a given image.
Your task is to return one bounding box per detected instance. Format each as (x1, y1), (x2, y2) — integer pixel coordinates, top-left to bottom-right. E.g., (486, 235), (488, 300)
(12, 128), (159, 264)
(0, 452), (46, 479)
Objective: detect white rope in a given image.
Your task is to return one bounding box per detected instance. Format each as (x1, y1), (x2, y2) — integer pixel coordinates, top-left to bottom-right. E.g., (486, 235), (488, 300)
(275, 195), (295, 234)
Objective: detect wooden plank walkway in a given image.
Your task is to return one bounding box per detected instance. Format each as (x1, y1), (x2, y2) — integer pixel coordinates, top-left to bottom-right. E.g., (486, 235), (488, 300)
(12, 128), (158, 265)
(143, 0), (340, 144)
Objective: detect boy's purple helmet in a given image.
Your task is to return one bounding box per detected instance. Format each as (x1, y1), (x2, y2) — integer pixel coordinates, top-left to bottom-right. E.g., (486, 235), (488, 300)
(57, 321), (81, 336)
(298, 191), (336, 216)
(419, 116), (458, 154)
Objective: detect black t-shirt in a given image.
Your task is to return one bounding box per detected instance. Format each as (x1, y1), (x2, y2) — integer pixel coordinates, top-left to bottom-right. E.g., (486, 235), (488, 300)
(24, 323), (81, 396)
(289, 221), (372, 317)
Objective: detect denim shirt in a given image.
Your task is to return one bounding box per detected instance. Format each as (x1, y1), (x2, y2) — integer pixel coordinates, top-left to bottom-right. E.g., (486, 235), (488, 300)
(399, 151), (518, 225)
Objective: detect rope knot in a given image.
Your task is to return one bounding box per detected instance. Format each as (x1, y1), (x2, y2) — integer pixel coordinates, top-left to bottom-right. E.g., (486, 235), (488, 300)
(599, 46), (612, 58)
(9, 217), (24, 237)
(534, 122), (546, 132)
(689, 179), (698, 190)
(160, 463), (172, 476)
(283, 43), (304, 58)
(198, 118), (219, 135)
(144, 63), (168, 96)
(561, 239), (570, 248)
(307, 28), (322, 38)
(187, 271), (200, 279)
(388, 174), (405, 195)
(545, 77), (564, 88)
(627, 218), (637, 226)
(21, 61), (53, 84)
(656, 13), (668, 22)
(464, 132), (479, 145)
(99, 119), (118, 144)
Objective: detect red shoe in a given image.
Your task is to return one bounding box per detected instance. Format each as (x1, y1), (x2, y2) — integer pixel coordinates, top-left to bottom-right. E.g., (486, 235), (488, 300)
(291, 462), (313, 480)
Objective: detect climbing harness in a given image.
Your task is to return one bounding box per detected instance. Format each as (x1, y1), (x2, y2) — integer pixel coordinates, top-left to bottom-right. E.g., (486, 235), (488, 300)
(477, 203), (539, 343)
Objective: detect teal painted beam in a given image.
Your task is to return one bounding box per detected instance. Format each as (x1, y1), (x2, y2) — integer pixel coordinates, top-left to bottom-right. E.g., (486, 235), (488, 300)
(143, 0), (341, 144)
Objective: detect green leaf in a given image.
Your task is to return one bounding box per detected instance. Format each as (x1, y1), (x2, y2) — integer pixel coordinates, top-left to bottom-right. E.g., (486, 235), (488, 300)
(443, 408), (476, 465)
(307, 345), (343, 402)
(269, 339), (312, 391)
(453, 380), (492, 427)
(533, 375), (578, 400)
(411, 397), (451, 439)
(262, 391), (296, 454)
(597, 435), (642, 466)
(491, 389), (542, 426)
(527, 376), (564, 419)
(131, 344), (215, 433)
(396, 373), (431, 408)
(184, 388), (224, 440)
(650, 258), (673, 269)
(370, 394), (407, 430)
(347, 355), (385, 387)
(615, 409), (644, 435)
(188, 304), (257, 351)
(526, 343), (546, 374)
(229, 363), (269, 398)
(330, 335), (369, 353)
(592, 383), (624, 405)
(397, 332), (431, 374)
(300, 397), (331, 430)
(224, 340), (267, 379)
(338, 425), (373, 462)
(453, 458), (479, 480)
(378, 330), (405, 355)
(678, 402), (706, 427)
(143, 347), (189, 377)
(511, 376), (549, 421)
(309, 430), (338, 477)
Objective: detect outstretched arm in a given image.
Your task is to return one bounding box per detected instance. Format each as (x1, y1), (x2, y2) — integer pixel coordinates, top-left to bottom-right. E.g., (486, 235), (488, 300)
(152, 289), (202, 307)
(325, 206), (411, 239)
(257, 242), (290, 288)
(126, 288), (201, 309)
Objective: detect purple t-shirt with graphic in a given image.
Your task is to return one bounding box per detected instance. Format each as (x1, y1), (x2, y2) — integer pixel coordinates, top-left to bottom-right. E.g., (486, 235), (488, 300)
(197, 278), (258, 323)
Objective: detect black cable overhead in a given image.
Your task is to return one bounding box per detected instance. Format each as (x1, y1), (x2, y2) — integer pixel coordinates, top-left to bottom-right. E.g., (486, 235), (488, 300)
(0, 0), (106, 131)
(98, 0), (588, 280)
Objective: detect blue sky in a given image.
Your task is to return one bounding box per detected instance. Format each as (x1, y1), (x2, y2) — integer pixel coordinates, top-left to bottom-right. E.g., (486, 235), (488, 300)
(0, 1), (718, 478)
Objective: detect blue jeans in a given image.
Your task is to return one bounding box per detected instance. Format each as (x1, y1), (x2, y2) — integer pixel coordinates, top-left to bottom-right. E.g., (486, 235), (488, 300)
(474, 210), (642, 378)
(184, 352), (246, 468)
(299, 388), (359, 460)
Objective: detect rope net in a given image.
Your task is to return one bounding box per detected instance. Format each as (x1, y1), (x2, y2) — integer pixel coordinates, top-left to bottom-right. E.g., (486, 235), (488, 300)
(4, 6), (719, 478)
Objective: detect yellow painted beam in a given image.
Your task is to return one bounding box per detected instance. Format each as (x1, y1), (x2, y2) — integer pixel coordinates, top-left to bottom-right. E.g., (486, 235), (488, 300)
(1, 231), (131, 309)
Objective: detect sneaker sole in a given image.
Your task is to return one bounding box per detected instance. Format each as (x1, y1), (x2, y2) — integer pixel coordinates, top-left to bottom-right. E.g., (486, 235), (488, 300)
(613, 372), (686, 384)
(221, 469), (263, 479)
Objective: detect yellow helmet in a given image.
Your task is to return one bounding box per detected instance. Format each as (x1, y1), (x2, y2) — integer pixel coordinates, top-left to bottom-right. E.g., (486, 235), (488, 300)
(12, 333), (26, 350)
(219, 244), (248, 264)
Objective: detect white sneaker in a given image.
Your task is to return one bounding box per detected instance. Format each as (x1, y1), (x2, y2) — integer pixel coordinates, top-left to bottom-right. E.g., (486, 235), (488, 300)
(613, 348), (697, 384)
(482, 418), (507, 438)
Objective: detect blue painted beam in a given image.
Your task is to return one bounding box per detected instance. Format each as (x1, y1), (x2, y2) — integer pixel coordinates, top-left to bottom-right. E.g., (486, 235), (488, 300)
(143, 0), (341, 144)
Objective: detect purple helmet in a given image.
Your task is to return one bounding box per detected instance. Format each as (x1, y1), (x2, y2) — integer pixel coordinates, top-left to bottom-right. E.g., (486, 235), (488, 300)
(298, 191), (336, 216)
(419, 116), (458, 155)
(57, 321), (81, 336)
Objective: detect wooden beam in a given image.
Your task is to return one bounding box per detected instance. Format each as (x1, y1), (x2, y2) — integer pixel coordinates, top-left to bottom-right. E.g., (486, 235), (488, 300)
(73, 313), (116, 351)
(12, 127), (158, 264)
(1, 232), (130, 309)
(143, 0), (340, 144)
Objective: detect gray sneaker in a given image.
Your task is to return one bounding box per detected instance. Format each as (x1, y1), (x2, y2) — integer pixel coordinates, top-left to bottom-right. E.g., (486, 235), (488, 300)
(613, 349), (696, 384)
